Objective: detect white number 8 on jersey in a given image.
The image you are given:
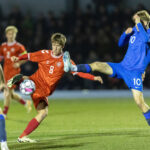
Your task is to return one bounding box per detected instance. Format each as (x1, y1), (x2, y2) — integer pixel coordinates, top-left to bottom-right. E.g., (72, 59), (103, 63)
(49, 66), (54, 74)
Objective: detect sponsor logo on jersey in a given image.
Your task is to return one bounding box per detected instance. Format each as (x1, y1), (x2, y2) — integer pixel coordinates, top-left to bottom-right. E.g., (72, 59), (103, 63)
(11, 48), (15, 52)
(46, 61), (50, 64)
(57, 62), (61, 67)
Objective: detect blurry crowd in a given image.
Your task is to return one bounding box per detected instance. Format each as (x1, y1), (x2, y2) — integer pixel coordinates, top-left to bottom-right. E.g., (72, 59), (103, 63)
(0, 0), (150, 90)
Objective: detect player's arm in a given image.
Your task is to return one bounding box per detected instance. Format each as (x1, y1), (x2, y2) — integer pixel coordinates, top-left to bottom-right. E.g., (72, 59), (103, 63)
(133, 14), (149, 42)
(70, 60), (103, 84)
(13, 51), (27, 68)
(147, 28), (150, 43)
(11, 53), (28, 62)
(118, 28), (133, 47)
(11, 50), (49, 62)
(73, 72), (103, 84)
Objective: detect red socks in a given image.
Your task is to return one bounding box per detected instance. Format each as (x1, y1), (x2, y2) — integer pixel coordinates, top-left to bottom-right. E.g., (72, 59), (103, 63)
(3, 106), (9, 115)
(19, 118), (39, 138)
(19, 99), (26, 105)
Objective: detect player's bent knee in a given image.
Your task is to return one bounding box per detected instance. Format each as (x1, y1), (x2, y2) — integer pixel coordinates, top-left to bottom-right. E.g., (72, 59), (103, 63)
(39, 108), (48, 119)
(43, 108), (48, 117)
(134, 96), (145, 108)
(4, 90), (11, 98)
(135, 100), (143, 108)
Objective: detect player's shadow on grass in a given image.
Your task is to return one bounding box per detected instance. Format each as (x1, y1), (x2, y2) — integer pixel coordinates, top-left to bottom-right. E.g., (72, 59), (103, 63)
(9, 130), (148, 150)
(9, 141), (89, 150)
(52, 130), (146, 141)
(7, 118), (29, 124)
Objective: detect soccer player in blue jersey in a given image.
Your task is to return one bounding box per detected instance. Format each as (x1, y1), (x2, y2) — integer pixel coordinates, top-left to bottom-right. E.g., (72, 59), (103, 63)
(63, 12), (150, 125)
(0, 107), (9, 150)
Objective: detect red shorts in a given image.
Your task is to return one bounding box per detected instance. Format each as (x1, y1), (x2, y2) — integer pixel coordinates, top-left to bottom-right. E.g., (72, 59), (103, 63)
(29, 76), (49, 109)
(31, 94), (49, 109)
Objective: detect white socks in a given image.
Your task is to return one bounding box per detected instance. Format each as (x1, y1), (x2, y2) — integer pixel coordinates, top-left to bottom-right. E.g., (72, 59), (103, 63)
(71, 65), (77, 72)
(1, 141), (9, 150)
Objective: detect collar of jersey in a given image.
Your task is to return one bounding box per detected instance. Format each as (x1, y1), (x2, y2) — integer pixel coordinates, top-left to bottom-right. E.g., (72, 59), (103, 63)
(7, 41), (16, 46)
(51, 51), (63, 58)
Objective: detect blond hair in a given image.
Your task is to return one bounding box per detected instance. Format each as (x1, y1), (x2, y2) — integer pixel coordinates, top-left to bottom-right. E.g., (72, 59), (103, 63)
(5, 25), (18, 34)
(51, 33), (66, 47)
(136, 10), (150, 22)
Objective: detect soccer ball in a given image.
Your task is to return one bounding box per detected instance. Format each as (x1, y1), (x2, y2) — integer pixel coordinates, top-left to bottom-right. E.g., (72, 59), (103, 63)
(19, 79), (35, 95)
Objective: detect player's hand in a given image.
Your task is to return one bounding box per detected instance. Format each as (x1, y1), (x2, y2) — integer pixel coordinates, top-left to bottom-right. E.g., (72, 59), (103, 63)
(132, 14), (141, 31)
(13, 62), (20, 69)
(132, 14), (140, 24)
(11, 56), (19, 62)
(94, 76), (103, 84)
(125, 27), (133, 34)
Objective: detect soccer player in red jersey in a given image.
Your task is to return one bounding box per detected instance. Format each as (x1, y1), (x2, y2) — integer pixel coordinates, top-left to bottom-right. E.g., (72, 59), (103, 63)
(0, 26), (32, 117)
(9, 33), (103, 143)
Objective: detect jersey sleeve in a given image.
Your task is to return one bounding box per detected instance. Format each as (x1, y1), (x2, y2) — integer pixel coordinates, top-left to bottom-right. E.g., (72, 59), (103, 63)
(19, 44), (27, 56)
(118, 31), (133, 47)
(0, 46), (4, 61)
(137, 23), (149, 42)
(0, 45), (3, 56)
(70, 60), (94, 80)
(28, 50), (49, 62)
(147, 28), (150, 43)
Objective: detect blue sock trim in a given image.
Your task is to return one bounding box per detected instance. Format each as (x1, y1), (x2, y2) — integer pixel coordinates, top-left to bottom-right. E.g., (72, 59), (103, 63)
(146, 119), (150, 126)
(143, 109), (150, 120)
(85, 64), (91, 73)
(77, 64), (91, 73)
(0, 115), (4, 120)
(1, 140), (6, 142)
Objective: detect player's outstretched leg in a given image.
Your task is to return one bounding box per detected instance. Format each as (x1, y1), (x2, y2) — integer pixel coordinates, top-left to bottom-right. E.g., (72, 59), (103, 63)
(18, 100), (48, 143)
(7, 74), (23, 88)
(63, 51), (113, 75)
(72, 62), (113, 74)
(74, 62), (113, 75)
(132, 89), (150, 125)
(63, 51), (91, 73)
(0, 108), (9, 150)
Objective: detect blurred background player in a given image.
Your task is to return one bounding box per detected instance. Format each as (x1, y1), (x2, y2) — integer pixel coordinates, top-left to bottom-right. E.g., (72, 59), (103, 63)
(0, 107), (9, 150)
(64, 12), (150, 125)
(0, 26), (32, 117)
(8, 33), (103, 143)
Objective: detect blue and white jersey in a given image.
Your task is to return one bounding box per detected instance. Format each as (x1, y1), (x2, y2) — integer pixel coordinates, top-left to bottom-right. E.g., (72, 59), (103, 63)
(118, 23), (150, 73)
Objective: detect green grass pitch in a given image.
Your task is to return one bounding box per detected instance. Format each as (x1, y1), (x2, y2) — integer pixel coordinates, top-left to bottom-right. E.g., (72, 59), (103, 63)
(1, 98), (150, 150)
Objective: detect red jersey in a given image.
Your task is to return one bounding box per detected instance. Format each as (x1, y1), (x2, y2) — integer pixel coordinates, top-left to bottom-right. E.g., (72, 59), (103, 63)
(0, 41), (26, 82)
(28, 50), (95, 99)
(19, 50), (95, 108)
(29, 50), (65, 98)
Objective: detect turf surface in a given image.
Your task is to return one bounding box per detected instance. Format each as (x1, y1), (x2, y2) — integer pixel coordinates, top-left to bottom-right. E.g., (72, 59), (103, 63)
(1, 98), (150, 150)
